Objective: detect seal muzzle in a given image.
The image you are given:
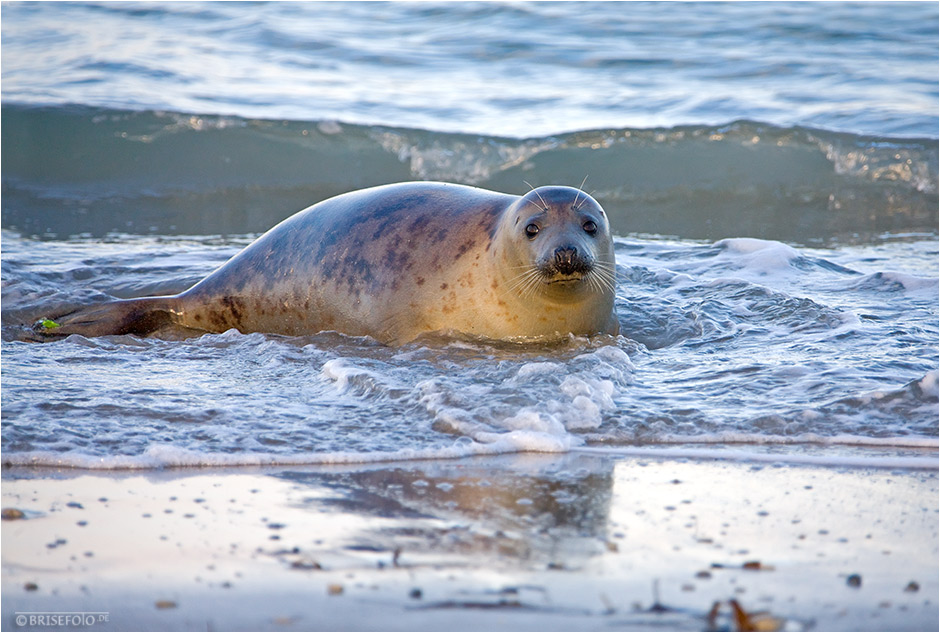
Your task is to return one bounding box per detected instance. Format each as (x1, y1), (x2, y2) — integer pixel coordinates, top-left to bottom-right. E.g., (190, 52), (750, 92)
(545, 245), (593, 277)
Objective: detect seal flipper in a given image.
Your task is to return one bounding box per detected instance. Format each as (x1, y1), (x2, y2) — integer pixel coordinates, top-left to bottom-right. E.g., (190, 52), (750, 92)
(34, 297), (179, 339)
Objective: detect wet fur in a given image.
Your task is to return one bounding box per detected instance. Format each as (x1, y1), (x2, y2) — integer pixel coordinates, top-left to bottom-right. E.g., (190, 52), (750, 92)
(33, 182), (619, 344)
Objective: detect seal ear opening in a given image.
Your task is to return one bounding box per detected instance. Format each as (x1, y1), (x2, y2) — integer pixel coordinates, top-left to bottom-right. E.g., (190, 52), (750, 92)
(32, 297), (177, 340)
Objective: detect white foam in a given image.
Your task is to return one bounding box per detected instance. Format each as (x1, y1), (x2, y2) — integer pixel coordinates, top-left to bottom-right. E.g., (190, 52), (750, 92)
(500, 410), (567, 436)
(321, 358), (354, 386)
(917, 370), (939, 398)
(715, 238), (801, 275)
(1, 431), (577, 470)
(718, 237), (800, 258)
(320, 357), (399, 398)
(6, 431), (935, 472)
(582, 345), (635, 368)
(879, 272), (939, 292)
(568, 396), (602, 428)
(511, 361), (565, 381)
(471, 429), (576, 453)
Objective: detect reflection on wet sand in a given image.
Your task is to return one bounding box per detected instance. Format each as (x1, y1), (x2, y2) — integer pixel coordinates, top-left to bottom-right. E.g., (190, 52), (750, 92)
(2, 452), (936, 631)
(275, 453), (615, 568)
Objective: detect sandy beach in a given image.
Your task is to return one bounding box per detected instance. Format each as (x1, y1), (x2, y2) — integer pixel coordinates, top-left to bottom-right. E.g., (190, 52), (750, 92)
(2, 451), (936, 632)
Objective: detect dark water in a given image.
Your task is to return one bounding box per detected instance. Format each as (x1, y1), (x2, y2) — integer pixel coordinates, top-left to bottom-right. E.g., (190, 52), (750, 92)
(1, 1), (937, 469)
(2, 106), (937, 245)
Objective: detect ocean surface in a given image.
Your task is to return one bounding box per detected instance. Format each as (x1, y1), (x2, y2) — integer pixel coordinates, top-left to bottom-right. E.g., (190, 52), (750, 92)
(1, 1), (937, 471)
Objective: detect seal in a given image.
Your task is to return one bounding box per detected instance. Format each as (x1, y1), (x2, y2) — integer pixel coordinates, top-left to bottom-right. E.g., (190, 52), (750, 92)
(34, 182), (619, 344)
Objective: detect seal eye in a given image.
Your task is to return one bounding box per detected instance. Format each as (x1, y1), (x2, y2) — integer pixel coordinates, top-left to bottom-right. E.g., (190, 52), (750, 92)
(524, 223), (540, 239)
(582, 220), (597, 235)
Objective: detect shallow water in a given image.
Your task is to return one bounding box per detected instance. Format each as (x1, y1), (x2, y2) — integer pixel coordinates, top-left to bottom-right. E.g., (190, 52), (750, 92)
(2, 230), (936, 468)
(1, 1), (937, 470)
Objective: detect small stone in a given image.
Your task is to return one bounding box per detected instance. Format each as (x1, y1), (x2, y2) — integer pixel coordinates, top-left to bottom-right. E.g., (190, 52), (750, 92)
(846, 574), (862, 588)
(155, 600), (177, 609)
(290, 560), (322, 570)
(327, 584), (344, 596)
(903, 581), (920, 593)
(742, 560), (772, 571)
(409, 588), (423, 600)
(24, 582), (38, 592)
(1, 508), (25, 521)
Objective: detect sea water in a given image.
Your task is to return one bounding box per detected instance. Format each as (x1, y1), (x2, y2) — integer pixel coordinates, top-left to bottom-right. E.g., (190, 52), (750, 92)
(1, 1), (937, 470)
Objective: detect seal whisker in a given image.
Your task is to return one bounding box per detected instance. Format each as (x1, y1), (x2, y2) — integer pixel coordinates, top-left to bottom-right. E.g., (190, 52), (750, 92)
(596, 271), (617, 294)
(585, 263), (616, 295)
(518, 275), (539, 300)
(593, 274), (611, 295)
(507, 263), (541, 274)
(504, 268), (531, 287)
(572, 175), (589, 209)
(533, 189), (548, 210)
(584, 271), (600, 295)
(582, 189), (598, 210)
(592, 261), (617, 275)
(511, 272), (542, 300)
(524, 270), (547, 299)
(523, 198), (545, 213)
(586, 273), (601, 295)
(576, 187), (599, 211)
(522, 181), (549, 210)
(505, 267), (542, 298)
(595, 260), (618, 278)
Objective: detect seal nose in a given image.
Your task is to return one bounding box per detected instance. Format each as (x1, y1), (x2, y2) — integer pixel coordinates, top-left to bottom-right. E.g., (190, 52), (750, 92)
(553, 246), (581, 275)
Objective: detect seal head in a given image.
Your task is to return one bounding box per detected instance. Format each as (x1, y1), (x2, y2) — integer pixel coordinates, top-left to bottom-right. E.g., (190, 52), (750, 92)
(497, 186), (616, 304)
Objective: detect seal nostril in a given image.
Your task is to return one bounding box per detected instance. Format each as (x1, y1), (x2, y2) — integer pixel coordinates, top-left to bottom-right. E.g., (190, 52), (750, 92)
(553, 246), (579, 274)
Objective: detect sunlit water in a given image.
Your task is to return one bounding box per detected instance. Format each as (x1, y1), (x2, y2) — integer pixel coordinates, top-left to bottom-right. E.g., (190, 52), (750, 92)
(2, 1), (937, 137)
(2, 231), (936, 468)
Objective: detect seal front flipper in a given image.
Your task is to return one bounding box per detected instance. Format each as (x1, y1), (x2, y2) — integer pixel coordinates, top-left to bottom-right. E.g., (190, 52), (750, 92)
(33, 297), (181, 339)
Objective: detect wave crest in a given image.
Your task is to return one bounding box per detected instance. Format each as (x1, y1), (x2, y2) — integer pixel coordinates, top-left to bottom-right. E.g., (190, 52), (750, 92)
(2, 105), (936, 245)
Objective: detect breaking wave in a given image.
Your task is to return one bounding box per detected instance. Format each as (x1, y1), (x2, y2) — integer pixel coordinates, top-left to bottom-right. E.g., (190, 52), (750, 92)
(3, 104), (937, 244)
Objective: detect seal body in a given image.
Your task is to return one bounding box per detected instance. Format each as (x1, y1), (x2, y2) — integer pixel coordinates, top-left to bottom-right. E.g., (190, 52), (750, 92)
(38, 182), (619, 344)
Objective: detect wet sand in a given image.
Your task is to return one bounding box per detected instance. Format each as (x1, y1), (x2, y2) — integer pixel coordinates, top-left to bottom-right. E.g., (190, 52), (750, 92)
(2, 452), (937, 631)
